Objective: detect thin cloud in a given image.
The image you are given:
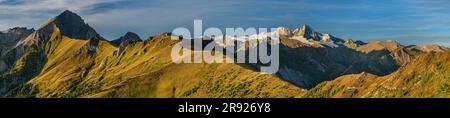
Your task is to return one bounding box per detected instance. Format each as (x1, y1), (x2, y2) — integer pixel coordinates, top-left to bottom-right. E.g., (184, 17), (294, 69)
(0, 0), (125, 31)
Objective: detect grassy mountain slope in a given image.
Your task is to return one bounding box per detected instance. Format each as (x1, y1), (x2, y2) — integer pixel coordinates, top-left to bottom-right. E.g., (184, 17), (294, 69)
(4, 28), (304, 98)
(304, 51), (450, 98)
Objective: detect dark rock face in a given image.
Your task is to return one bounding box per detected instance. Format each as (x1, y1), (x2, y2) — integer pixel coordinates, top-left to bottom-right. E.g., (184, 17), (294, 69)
(0, 27), (34, 56)
(111, 32), (142, 54)
(0, 27), (34, 47)
(43, 10), (103, 40)
(111, 32), (142, 46)
(14, 10), (104, 48)
(291, 24), (344, 43)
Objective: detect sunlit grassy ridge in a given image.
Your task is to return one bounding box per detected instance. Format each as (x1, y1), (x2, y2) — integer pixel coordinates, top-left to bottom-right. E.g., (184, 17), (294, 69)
(7, 28), (304, 98)
(304, 51), (450, 98)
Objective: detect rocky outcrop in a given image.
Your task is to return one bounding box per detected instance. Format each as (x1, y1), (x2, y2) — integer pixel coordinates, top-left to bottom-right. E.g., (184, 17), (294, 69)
(418, 44), (448, 52)
(47, 10), (103, 40)
(111, 32), (142, 46)
(111, 32), (142, 54)
(290, 24), (344, 43)
(0, 27), (34, 45)
(0, 27), (34, 54)
(276, 27), (292, 36)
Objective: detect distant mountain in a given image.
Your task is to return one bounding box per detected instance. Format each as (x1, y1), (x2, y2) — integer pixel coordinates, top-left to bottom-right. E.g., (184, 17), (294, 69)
(0, 27), (34, 53)
(407, 44), (449, 53)
(111, 32), (142, 46)
(0, 27), (34, 46)
(269, 26), (427, 88)
(291, 24), (344, 43)
(111, 32), (142, 54)
(195, 24), (429, 89)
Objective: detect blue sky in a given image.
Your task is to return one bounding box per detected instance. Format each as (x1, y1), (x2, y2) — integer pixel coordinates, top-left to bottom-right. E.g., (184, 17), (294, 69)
(1, 0), (450, 46)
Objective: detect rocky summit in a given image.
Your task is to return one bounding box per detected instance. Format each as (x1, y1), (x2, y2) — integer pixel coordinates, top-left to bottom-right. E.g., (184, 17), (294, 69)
(0, 27), (34, 52)
(111, 32), (142, 54)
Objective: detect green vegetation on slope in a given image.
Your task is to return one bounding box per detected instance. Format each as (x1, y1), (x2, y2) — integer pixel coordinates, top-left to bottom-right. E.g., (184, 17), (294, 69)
(304, 51), (450, 98)
(2, 29), (304, 98)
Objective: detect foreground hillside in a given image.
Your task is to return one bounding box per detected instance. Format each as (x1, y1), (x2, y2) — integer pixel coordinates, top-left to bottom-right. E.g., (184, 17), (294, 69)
(12, 34), (303, 98)
(304, 51), (450, 98)
(0, 11), (303, 98)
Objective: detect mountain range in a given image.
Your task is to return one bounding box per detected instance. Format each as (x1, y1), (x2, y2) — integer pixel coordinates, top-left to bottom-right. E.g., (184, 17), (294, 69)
(0, 10), (448, 98)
